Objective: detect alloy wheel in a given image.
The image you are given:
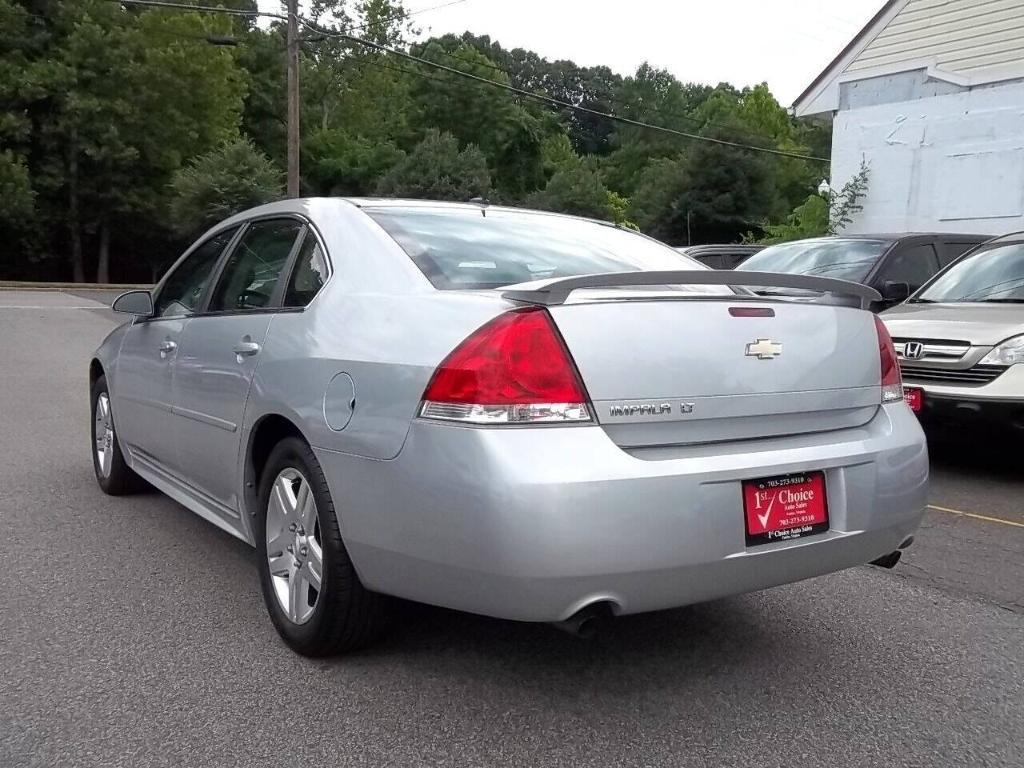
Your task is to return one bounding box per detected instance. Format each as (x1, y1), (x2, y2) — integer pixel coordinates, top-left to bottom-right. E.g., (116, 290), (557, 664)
(265, 468), (323, 624)
(94, 392), (115, 479)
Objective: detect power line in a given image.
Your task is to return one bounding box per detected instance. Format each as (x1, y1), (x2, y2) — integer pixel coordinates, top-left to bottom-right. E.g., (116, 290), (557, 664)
(113, 0), (829, 163)
(297, 18), (829, 163)
(417, 44), (799, 150)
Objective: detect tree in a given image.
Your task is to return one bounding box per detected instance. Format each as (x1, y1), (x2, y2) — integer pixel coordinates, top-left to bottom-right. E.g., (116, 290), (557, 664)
(169, 139), (284, 237)
(527, 164), (613, 220)
(375, 129), (491, 200)
(304, 129), (404, 195)
(629, 155), (688, 241)
(409, 41), (545, 199)
(7, 0), (247, 281)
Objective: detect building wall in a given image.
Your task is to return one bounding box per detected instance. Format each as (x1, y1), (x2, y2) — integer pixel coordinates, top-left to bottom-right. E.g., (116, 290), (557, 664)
(849, 0), (1024, 76)
(831, 80), (1024, 235)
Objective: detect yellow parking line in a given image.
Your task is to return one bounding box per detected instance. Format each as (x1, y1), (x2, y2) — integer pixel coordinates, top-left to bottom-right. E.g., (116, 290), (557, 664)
(927, 504), (1024, 529)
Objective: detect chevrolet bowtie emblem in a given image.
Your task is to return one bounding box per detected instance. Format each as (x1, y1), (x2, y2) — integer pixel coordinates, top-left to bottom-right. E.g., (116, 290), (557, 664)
(745, 338), (782, 359)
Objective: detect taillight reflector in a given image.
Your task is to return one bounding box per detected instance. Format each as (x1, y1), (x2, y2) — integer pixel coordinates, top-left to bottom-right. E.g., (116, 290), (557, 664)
(420, 308), (591, 424)
(874, 316), (903, 404)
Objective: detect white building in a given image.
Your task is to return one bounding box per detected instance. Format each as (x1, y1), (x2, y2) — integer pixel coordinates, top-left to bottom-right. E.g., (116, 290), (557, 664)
(794, 0), (1024, 235)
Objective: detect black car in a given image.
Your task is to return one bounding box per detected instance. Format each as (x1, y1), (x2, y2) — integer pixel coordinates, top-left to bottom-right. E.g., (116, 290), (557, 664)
(735, 233), (990, 311)
(676, 244), (764, 270)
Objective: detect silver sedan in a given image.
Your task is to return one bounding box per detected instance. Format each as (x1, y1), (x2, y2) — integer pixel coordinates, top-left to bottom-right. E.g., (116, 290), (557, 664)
(90, 198), (929, 655)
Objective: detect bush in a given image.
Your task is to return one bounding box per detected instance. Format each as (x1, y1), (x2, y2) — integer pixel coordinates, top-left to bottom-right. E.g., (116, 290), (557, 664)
(527, 165), (614, 220)
(169, 139), (283, 236)
(375, 130), (491, 200)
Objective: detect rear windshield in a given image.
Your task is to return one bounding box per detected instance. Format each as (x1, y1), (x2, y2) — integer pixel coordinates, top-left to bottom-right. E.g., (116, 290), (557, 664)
(736, 238), (890, 282)
(365, 206), (705, 290)
(915, 242), (1024, 303)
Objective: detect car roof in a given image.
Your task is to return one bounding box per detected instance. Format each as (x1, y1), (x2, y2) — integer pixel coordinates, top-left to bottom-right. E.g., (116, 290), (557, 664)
(761, 233), (991, 247)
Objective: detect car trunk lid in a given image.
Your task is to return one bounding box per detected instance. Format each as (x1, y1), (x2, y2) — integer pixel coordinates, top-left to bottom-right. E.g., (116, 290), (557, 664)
(546, 297), (881, 447)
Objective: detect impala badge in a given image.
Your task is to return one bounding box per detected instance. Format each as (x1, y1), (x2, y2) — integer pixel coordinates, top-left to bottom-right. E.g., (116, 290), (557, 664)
(745, 338), (782, 360)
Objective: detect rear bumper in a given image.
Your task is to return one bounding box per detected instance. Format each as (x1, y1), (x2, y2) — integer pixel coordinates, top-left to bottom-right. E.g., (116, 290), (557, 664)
(317, 404), (928, 622)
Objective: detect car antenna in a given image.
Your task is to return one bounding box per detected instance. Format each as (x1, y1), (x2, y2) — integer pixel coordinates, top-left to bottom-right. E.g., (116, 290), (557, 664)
(469, 196), (490, 217)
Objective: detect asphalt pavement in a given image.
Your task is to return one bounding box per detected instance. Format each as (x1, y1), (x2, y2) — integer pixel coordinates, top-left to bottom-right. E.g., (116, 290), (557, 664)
(1, 290), (1021, 768)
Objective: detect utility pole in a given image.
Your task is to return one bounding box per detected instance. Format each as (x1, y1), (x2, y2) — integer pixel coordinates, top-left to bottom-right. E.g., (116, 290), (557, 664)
(286, 0), (300, 197)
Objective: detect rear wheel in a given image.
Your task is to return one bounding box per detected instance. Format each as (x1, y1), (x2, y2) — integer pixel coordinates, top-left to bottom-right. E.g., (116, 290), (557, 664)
(90, 374), (146, 495)
(256, 437), (387, 655)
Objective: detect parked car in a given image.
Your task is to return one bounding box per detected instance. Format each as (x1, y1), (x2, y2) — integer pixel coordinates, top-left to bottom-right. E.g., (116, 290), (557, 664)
(675, 244), (764, 270)
(735, 233), (988, 311)
(882, 231), (1024, 434)
(90, 199), (928, 655)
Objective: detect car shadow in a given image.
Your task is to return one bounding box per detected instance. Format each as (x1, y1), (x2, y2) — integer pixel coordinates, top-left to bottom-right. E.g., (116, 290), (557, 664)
(357, 592), (789, 680)
(926, 430), (1022, 482)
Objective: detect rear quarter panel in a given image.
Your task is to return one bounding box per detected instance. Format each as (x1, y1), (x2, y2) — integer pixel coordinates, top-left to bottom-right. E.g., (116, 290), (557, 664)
(247, 290), (505, 460)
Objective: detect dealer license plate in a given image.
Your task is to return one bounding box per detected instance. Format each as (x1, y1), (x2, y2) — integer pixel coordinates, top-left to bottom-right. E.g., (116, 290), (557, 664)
(742, 471), (829, 547)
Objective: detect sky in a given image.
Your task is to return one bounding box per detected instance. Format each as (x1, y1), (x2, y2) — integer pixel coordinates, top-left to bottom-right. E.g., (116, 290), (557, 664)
(259, 0), (885, 106)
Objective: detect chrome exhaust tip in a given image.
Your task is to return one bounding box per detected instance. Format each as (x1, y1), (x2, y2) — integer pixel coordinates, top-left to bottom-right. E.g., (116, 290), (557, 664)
(870, 551), (902, 569)
(551, 603), (613, 639)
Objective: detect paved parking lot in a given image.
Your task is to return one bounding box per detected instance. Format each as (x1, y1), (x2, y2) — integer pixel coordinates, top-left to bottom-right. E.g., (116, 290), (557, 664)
(1, 290), (1021, 768)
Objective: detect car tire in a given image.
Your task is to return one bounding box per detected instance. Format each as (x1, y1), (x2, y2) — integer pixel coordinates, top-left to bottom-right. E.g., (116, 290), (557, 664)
(256, 436), (387, 656)
(90, 374), (146, 495)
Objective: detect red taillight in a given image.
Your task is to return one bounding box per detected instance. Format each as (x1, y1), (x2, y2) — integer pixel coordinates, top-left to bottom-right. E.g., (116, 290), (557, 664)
(874, 315), (903, 404)
(420, 308), (591, 424)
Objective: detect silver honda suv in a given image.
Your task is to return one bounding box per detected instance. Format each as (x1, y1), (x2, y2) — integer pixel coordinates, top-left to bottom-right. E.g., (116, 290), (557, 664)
(882, 232), (1024, 432)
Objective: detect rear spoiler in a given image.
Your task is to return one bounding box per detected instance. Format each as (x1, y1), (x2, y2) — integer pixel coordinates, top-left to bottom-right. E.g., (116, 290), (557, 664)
(502, 270), (882, 310)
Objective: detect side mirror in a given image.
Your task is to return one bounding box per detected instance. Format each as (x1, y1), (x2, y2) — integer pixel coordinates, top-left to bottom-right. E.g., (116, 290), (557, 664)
(112, 290), (154, 317)
(880, 281), (911, 302)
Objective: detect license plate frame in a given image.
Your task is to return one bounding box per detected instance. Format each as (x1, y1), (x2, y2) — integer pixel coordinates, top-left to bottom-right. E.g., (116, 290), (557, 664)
(903, 386), (923, 413)
(742, 471), (829, 547)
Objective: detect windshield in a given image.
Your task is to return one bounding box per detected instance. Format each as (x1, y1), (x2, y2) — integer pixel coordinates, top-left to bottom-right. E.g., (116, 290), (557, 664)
(915, 242), (1024, 303)
(366, 206), (728, 293)
(736, 238), (890, 281)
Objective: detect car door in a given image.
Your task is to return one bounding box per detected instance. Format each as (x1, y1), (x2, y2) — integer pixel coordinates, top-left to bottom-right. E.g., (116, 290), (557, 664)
(170, 217), (306, 518)
(113, 227), (238, 475)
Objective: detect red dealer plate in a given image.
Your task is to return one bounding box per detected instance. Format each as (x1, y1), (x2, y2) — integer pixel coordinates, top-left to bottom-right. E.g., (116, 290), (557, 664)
(904, 386), (923, 413)
(742, 471), (829, 546)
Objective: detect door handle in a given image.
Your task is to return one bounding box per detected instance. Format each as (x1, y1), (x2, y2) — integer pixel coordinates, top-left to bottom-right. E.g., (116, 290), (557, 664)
(233, 341), (261, 357)
(158, 340), (177, 358)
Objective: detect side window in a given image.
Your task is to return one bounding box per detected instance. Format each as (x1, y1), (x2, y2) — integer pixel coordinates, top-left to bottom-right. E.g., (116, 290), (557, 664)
(878, 243), (939, 290)
(283, 234), (328, 308)
(938, 240), (980, 267)
(208, 219), (303, 312)
(154, 227), (237, 318)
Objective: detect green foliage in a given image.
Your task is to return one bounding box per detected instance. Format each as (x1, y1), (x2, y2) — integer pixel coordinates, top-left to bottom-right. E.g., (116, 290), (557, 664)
(375, 129), (491, 200)
(0, 0), (833, 280)
(829, 159), (870, 234)
(304, 129), (404, 195)
(757, 194), (830, 243)
(0, 150), (34, 222)
(629, 156), (688, 240)
(169, 139), (284, 236)
(755, 160), (870, 244)
(528, 165), (613, 220)
(540, 133), (580, 179)
(606, 191), (636, 229)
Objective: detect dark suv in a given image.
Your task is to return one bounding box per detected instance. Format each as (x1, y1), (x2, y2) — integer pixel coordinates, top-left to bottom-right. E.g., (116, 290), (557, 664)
(735, 233), (990, 311)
